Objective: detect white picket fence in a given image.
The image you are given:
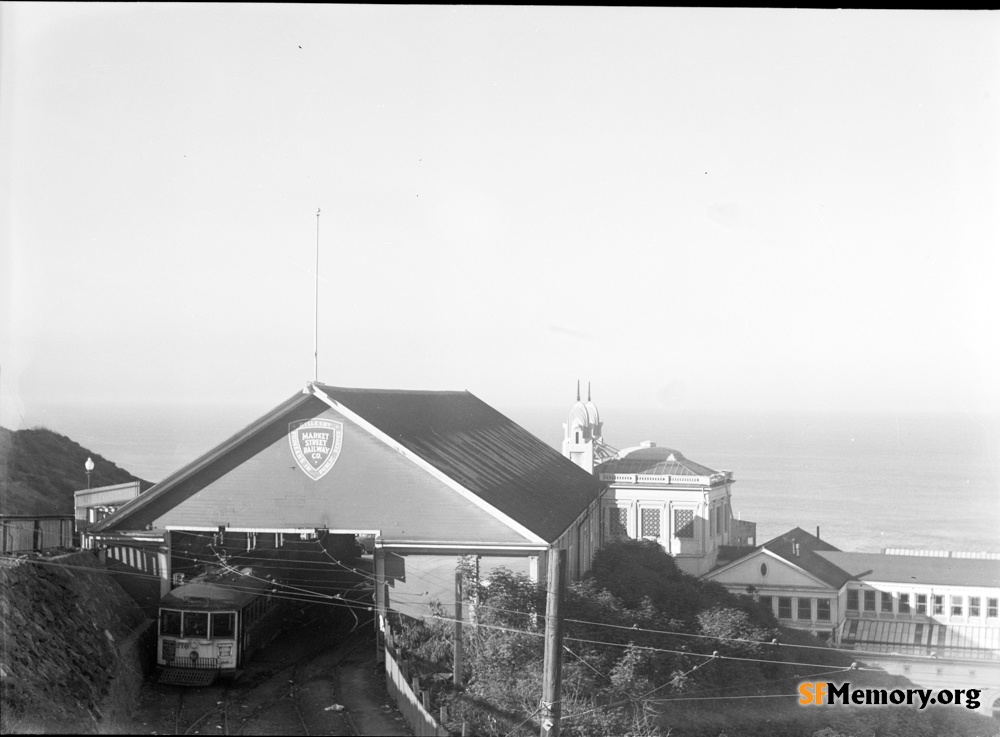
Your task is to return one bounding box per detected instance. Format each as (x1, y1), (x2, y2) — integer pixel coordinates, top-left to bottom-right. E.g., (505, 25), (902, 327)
(383, 630), (451, 737)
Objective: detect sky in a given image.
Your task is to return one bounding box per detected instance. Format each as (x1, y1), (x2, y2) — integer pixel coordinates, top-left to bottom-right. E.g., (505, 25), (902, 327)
(2, 5), (999, 441)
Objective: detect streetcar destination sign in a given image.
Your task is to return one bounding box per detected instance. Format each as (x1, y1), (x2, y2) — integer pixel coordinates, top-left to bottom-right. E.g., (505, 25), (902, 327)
(288, 418), (343, 480)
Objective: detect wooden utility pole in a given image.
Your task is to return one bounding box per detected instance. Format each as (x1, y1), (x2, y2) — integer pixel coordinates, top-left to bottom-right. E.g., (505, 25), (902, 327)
(454, 569), (464, 688)
(540, 549), (567, 737)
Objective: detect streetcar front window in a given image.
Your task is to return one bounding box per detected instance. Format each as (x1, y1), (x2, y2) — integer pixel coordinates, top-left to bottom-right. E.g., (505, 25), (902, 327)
(160, 609), (181, 636)
(183, 612), (209, 638)
(211, 612), (235, 638)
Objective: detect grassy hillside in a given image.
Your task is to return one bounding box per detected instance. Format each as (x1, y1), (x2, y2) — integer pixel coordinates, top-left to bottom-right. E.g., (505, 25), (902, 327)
(0, 426), (152, 516)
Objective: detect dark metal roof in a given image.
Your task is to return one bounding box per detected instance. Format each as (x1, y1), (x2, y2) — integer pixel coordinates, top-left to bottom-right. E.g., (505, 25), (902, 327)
(316, 384), (605, 542)
(719, 527), (1000, 591)
(94, 385), (603, 544)
(760, 527), (851, 588)
(596, 446), (718, 478)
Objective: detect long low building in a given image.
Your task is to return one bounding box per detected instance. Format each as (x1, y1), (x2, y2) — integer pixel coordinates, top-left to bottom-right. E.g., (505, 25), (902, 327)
(704, 527), (1000, 655)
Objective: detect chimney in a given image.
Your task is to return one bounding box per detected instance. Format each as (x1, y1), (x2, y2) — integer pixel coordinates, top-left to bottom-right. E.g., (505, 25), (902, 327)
(816, 526), (820, 540)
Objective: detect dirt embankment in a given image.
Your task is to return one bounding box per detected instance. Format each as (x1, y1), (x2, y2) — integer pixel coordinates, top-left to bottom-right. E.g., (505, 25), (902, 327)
(0, 550), (154, 733)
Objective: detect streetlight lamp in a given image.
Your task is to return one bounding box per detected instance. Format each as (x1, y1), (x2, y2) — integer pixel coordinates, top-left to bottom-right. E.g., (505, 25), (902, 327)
(85, 457), (94, 489)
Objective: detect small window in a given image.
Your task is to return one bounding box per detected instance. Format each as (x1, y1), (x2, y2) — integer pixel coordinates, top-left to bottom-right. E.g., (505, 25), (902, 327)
(881, 592), (893, 613)
(863, 590), (876, 612)
(778, 597), (792, 619)
(760, 562), (768, 577)
(916, 594), (927, 614)
(933, 595), (944, 615)
(847, 590), (859, 611)
(674, 509), (694, 539)
(797, 598), (812, 620)
(817, 599), (831, 621)
(988, 598), (998, 618)
(212, 612), (235, 638)
(969, 597), (980, 618)
(951, 596), (964, 617)
(184, 612), (209, 638)
(160, 609), (181, 637)
(898, 594), (910, 614)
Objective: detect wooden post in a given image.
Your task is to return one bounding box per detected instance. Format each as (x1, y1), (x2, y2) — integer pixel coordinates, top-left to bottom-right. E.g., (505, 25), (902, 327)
(454, 569), (464, 688)
(540, 548), (566, 737)
(375, 545), (387, 665)
(158, 531), (172, 598)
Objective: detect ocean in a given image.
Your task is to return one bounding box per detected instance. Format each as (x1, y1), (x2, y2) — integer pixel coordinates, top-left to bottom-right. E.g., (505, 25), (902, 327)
(23, 402), (999, 556)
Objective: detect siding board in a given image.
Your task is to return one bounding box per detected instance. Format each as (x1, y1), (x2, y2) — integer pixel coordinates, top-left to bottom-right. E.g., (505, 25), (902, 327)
(155, 407), (532, 546)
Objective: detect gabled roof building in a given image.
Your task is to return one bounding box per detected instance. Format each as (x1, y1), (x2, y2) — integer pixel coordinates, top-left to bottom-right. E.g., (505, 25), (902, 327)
(92, 383), (606, 619)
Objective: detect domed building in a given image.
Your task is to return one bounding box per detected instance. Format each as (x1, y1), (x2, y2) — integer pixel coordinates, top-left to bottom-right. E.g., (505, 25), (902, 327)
(561, 385), (755, 577)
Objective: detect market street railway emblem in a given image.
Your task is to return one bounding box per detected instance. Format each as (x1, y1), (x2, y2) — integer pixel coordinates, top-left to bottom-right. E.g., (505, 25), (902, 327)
(288, 419), (343, 480)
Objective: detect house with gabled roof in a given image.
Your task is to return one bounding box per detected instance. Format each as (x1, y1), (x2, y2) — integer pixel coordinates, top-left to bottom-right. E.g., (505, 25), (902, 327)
(90, 382), (606, 620)
(704, 527), (847, 641)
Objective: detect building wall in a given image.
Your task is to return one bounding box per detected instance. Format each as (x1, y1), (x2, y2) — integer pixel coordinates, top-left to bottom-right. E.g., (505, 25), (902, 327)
(706, 551), (843, 638)
(602, 483), (733, 577)
(844, 580), (1000, 628)
(552, 497), (601, 581)
(154, 406), (533, 547)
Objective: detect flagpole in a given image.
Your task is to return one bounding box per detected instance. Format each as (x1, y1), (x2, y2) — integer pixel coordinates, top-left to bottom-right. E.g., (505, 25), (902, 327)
(314, 208), (320, 383)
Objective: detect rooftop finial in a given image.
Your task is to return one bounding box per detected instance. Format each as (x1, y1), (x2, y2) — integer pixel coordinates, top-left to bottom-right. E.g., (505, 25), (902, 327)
(576, 380), (580, 402)
(588, 381), (591, 402)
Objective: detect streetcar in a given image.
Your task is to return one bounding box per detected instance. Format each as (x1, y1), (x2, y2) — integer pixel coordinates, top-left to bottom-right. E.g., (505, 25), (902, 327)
(156, 566), (289, 685)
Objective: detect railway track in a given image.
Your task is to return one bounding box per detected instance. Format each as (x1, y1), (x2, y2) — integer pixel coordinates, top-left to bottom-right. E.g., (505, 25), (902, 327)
(232, 626), (373, 736)
(150, 602), (381, 736)
(172, 680), (231, 735)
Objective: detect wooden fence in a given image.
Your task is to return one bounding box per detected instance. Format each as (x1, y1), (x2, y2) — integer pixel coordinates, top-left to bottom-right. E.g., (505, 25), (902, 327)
(383, 629), (451, 737)
(0, 515), (74, 553)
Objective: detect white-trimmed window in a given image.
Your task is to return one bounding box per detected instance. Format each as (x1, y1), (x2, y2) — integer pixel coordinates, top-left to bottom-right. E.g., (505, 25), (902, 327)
(778, 597), (792, 619)
(988, 598), (998, 618)
(969, 597), (980, 618)
(881, 591), (893, 613)
(933, 595), (944, 615)
(951, 596), (964, 617)
(817, 599), (831, 621)
(863, 590), (876, 612)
